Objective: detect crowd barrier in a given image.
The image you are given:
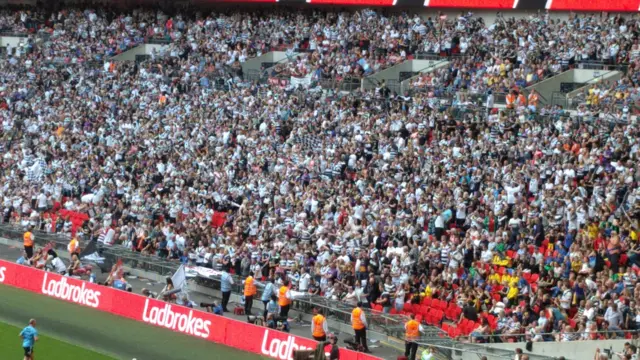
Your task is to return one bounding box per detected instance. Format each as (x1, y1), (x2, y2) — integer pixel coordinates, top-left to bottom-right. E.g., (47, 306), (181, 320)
(0, 223), (409, 337)
(0, 259), (381, 360)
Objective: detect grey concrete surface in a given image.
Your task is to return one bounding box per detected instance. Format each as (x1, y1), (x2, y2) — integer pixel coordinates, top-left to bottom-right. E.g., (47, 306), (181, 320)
(0, 240), (401, 359)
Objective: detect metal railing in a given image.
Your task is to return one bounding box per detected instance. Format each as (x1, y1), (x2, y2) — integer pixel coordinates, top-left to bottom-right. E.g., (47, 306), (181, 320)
(576, 61), (630, 74)
(146, 37), (172, 45)
(0, 223), (407, 335)
(451, 328), (640, 343)
(0, 30), (30, 37)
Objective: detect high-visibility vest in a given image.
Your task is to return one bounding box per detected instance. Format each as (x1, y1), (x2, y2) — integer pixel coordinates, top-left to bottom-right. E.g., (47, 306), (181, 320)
(528, 93), (538, 106)
(244, 276), (257, 296)
(352, 307), (365, 330)
(405, 319), (420, 341)
(517, 94), (526, 106)
(23, 231), (33, 247)
(68, 238), (79, 254)
(278, 286), (290, 307)
(312, 315), (326, 338)
(506, 94), (516, 108)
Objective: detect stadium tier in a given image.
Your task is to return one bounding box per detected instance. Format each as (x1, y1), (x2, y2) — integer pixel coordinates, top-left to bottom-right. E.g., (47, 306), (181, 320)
(0, 3), (640, 360)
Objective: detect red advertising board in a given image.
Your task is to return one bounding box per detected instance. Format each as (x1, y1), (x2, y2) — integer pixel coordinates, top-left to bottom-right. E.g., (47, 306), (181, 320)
(307, 0), (395, 5)
(0, 260), (380, 360)
(425, 0), (515, 8)
(546, 0), (639, 11)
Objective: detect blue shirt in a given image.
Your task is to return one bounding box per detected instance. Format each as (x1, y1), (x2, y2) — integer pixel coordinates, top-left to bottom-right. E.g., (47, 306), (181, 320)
(213, 305), (223, 315)
(261, 282), (275, 302)
(113, 280), (127, 290)
(220, 272), (233, 292)
(266, 300), (278, 314)
(20, 325), (37, 348)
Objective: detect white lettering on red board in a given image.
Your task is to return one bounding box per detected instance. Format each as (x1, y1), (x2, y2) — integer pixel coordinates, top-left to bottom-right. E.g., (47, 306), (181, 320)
(41, 272), (101, 308)
(260, 329), (316, 360)
(142, 298), (211, 339)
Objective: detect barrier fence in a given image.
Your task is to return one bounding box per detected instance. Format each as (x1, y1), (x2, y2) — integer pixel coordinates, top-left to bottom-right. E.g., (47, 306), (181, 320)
(0, 224), (409, 336)
(0, 259), (381, 360)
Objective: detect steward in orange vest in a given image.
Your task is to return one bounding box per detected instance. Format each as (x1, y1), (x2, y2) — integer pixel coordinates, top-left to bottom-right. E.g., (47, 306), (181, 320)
(351, 302), (370, 353)
(311, 308), (328, 341)
(404, 313), (423, 360)
(243, 272), (257, 315)
(23, 226), (34, 259)
(278, 280), (292, 318)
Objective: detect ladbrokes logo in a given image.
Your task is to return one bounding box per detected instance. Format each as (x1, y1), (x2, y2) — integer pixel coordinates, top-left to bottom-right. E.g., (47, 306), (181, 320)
(0, 266), (5, 283)
(142, 299), (211, 339)
(41, 272), (101, 308)
(261, 330), (314, 360)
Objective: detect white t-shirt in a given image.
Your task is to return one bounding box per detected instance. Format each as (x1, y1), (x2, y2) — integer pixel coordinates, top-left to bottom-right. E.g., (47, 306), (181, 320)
(299, 273), (311, 291)
(37, 193), (48, 208)
(52, 257), (66, 273)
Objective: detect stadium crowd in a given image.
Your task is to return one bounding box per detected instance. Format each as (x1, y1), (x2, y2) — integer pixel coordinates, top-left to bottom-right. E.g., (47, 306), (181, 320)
(1, 4), (640, 346)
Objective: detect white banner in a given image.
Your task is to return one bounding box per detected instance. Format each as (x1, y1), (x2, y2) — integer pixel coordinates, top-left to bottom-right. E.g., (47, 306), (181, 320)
(171, 264), (187, 290)
(290, 74), (313, 88)
(185, 265), (222, 278)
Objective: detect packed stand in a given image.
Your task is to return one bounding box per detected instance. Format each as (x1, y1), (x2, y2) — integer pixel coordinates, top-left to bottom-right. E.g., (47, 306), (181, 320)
(411, 12), (640, 101)
(0, 6), (640, 346)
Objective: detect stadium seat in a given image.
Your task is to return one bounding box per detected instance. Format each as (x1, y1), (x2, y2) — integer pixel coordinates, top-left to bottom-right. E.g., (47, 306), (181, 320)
(620, 254), (629, 266)
(411, 303), (421, 314)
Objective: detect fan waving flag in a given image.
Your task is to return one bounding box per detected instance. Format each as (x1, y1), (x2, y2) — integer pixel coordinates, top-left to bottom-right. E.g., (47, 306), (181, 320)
(211, 211), (227, 228)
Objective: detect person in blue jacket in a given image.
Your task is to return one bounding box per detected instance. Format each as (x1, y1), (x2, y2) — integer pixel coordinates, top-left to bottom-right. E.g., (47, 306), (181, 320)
(19, 319), (39, 360)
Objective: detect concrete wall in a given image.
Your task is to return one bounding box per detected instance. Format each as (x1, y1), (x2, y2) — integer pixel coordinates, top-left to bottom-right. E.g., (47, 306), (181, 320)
(458, 339), (633, 360)
(363, 59), (444, 90)
(564, 70), (623, 99)
(241, 51), (293, 74)
(0, 234), (393, 346)
(0, 36), (28, 48)
(525, 69), (622, 105)
(110, 44), (169, 61)
(400, 60), (450, 94)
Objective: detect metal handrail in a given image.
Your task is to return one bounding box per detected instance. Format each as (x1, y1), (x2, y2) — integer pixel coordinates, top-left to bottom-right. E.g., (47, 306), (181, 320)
(0, 223), (406, 334)
(448, 328), (640, 342)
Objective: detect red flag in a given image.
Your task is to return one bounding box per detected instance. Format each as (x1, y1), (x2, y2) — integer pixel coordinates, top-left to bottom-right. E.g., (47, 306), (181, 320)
(211, 211), (227, 228)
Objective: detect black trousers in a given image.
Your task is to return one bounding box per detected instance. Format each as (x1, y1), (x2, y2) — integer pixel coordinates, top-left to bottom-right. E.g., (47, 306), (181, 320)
(354, 328), (369, 351)
(245, 295), (253, 315)
(221, 291), (231, 311)
(435, 227), (444, 241)
(405, 341), (418, 360)
(262, 300), (269, 320)
(280, 304), (290, 318)
(24, 245), (33, 259)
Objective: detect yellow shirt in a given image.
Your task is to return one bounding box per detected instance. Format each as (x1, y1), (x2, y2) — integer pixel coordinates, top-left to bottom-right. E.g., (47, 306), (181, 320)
(492, 256), (510, 266)
(488, 273), (501, 284)
(587, 224), (599, 239)
(571, 261), (582, 272)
